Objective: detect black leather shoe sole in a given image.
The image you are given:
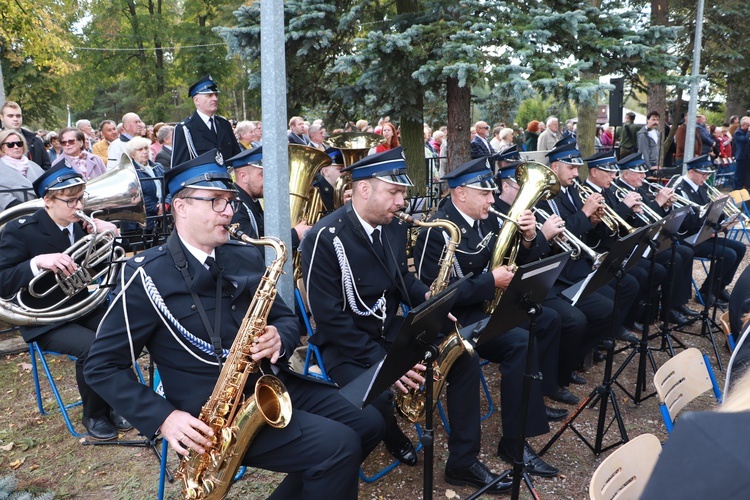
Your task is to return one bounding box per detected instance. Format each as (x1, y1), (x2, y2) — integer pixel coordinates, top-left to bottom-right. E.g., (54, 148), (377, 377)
(546, 406), (569, 422)
(385, 440), (418, 466)
(445, 462), (512, 493)
(546, 388), (580, 405)
(496, 442), (559, 478)
(82, 416), (118, 441)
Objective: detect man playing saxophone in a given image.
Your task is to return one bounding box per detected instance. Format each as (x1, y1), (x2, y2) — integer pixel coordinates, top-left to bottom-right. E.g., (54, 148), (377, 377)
(301, 148), (512, 493)
(613, 153), (699, 324)
(672, 154), (746, 307)
(414, 157), (565, 479)
(0, 163), (130, 441)
(84, 150), (385, 499)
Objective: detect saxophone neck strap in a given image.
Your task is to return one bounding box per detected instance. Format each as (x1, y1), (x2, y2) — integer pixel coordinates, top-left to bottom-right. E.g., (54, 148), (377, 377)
(168, 233), (224, 368)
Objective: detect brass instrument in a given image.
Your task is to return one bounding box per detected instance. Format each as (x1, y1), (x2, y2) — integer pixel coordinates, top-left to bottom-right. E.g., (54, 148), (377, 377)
(705, 182), (750, 224)
(324, 132), (386, 208)
(660, 176), (711, 218)
(485, 161), (560, 314)
(393, 211), (474, 424)
(0, 157), (146, 326)
(289, 145), (332, 282)
(611, 182), (662, 224)
(179, 226), (293, 500)
(532, 207), (608, 269)
(574, 179), (637, 236)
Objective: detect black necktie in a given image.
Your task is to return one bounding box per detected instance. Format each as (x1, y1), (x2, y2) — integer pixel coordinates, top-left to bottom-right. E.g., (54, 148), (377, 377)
(371, 228), (386, 261)
(62, 228), (72, 245)
(204, 256), (221, 281)
(208, 117), (217, 136)
(474, 220), (483, 238)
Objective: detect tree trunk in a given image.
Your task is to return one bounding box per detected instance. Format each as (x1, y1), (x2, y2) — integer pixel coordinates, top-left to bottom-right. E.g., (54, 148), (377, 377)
(726, 81), (748, 121)
(649, 0), (669, 167)
(446, 76), (471, 174)
(576, 98), (597, 181)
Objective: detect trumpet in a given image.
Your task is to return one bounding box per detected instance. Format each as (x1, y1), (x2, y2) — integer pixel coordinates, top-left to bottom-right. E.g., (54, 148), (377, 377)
(533, 207), (608, 269)
(574, 179), (637, 236)
(611, 182), (662, 224)
(653, 177), (710, 218)
(705, 182), (750, 224)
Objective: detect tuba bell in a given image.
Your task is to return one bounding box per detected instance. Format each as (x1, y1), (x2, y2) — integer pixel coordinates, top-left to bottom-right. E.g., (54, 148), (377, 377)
(0, 155), (147, 326)
(324, 132), (386, 208)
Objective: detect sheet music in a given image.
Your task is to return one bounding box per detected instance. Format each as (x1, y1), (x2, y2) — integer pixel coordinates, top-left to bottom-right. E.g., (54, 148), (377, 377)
(363, 359), (384, 403)
(570, 269), (596, 306)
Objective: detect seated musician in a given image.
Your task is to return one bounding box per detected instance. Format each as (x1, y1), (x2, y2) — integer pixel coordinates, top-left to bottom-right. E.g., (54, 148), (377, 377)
(673, 154), (746, 307)
(312, 148), (345, 215)
(414, 157), (564, 479)
(0, 163), (130, 440)
(301, 148), (512, 493)
(224, 146), (310, 250)
(536, 142), (639, 348)
(84, 150), (385, 498)
(614, 153), (699, 324)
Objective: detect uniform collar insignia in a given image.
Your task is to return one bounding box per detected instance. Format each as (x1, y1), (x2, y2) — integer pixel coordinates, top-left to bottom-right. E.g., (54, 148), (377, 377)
(135, 256), (145, 263)
(18, 219), (25, 224)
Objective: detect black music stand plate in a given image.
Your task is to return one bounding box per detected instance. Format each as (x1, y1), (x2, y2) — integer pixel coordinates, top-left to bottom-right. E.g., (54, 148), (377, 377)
(339, 275), (469, 409)
(470, 252), (571, 346)
(685, 197), (729, 246)
(652, 206), (691, 254)
(561, 223), (659, 305)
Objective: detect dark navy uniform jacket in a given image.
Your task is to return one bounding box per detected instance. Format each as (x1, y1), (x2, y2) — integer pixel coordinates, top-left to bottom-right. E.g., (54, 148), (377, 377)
(84, 232), (302, 454)
(300, 202), (428, 372)
(172, 111), (241, 167)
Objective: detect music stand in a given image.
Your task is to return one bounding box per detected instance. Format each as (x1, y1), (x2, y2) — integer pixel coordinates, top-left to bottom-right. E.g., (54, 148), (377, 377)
(467, 253), (570, 500)
(541, 225), (658, 457)
(674, 197), (731, 370)
(339, 276), (468, 500)
(612, 207), (689, 404)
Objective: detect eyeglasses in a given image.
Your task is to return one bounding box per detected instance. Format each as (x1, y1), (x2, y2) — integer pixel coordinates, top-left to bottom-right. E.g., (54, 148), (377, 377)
(479, 126), (490, 130)
(60, 139), (79, 146)
(2, 141), (23, 148)
(183, 196), (240, 213)
(54, 193), (88, 208)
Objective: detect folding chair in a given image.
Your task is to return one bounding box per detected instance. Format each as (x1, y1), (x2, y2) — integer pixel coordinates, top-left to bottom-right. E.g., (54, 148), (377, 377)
(28, 342), (85, 438)
(728, 189), (750, 243)
(653, 348), (722, 433)
(294, 280), (330, 382)
(588, 433), (662, 500)
(719, 310), (736, 352)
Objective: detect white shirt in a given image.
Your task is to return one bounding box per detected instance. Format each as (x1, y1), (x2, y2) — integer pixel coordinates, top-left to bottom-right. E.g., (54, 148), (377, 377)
(352, 205), (381, 243)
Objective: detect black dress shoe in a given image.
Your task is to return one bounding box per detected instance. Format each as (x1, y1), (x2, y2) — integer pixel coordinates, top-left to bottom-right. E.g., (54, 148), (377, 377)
(719, 288), (731, 302)
(703, 293), (728, 308)
(497, 439), (560, 477)
(385, 436), (418, 466)
(108, 409), (133, 431)
(616, 327), (639, 344)
(676, 304), (700, 317)
(545, 406), (569, 422)
(569, 372), (587, 385)
(668, 308), (690, 326)
(445, 460), (512, 493)
(82, 415), (118, 441)
(546, 386), (580, 405)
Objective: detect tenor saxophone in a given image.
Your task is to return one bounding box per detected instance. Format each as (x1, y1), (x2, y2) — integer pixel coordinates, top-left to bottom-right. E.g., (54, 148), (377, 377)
(393, 212), (474, 424)
(178, 225), (293, 499)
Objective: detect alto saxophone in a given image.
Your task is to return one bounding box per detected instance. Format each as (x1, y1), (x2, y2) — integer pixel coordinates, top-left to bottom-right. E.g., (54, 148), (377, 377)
(178, 224), (293, 500)
(393, 212), (474, 424)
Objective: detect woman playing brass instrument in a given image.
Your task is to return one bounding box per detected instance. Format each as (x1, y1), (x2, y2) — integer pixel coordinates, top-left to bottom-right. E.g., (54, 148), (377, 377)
(0, 164), (130, 440)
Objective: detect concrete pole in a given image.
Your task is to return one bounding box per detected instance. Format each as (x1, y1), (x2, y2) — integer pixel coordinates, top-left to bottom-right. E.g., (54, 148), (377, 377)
(683, 0), (705, 172)
(260, 0), (292, 304)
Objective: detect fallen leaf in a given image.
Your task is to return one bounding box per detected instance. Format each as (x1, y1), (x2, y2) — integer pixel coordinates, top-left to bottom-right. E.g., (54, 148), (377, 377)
(29, 464), (39, 471)
(445, 489), (457, 498)
(19, 363), (32, 371)
(10, 458), (25, 469)
(0, 442), (14, 451)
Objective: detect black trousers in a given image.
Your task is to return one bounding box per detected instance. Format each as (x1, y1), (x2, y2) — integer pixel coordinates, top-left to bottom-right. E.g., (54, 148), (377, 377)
(476, 326), (550, 440)
(330, 351), (482, 470)
(655, 243), (695, 309)
(545, 292), (612, 386)
(693, 236), (746, 292)
(598, 273), (639, 329)
(244, 375), (386, 499)
(626, 258), (667, 323)
(34, 309), (109, 419)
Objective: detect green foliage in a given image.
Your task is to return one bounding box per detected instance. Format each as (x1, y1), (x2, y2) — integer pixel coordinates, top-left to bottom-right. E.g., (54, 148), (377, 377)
(0, 474), (53, 500)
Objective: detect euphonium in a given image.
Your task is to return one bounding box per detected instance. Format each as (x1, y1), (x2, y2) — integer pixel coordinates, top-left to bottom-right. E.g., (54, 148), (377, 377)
(485, 162), (560, 315)
(532, 207), (608, 269)
(324, 132), (386, 208)
(0, 157), (146, 326)
(289, 144), (332, 282)
(392, 211), (474, 424)
(574, 179), (637, 236)
(178, 226), (293, 500)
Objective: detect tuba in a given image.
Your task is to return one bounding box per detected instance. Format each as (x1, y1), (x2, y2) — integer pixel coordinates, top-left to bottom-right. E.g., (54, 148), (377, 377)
(485, 162), (560, 314)
(393, 212), (474, 424)
(0, 157), (146, 326)
(289, 145), (332, 281)
(324, 132), (386, 208)
(178, 225), (293, 500)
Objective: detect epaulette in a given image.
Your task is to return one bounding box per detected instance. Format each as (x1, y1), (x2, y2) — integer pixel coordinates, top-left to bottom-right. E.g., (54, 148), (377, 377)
(11, 213), (40, 229)
(128, 245), (168, 268)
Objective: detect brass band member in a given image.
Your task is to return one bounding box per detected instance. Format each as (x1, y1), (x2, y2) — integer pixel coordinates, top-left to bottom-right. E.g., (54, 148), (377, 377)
(84, 150), (385, 498)
(673, 154), (746, 307)
(301, 148), (512, 493)
(0, 164), (130, 440)
(415, 157), (564, 478)
(614, 153), (699, 323)
(312, 147), (345, 215)
(536, 142), (640, 346)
